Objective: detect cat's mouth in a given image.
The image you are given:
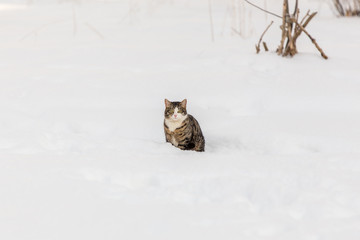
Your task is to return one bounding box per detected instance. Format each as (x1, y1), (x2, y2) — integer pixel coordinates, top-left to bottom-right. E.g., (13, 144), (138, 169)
(170, 114), (186, 121)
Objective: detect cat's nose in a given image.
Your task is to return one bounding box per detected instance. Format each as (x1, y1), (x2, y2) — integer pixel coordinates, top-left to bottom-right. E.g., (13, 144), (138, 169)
(174, 114), (177, 118)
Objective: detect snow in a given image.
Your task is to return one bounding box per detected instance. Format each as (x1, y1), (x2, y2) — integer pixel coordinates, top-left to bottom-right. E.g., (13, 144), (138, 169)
(1, 0), (360, 239)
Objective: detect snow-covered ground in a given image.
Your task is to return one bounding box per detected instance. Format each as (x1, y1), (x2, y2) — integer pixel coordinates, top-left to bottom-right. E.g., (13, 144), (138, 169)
(1, 0), (360, 239)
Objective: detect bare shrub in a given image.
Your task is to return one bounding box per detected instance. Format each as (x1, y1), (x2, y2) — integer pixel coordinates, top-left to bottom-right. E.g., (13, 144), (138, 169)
(246, 0), (328, 59)
(333, 0), (360, 16)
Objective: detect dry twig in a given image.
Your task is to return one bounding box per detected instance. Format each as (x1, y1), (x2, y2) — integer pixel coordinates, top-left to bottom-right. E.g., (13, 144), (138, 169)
(263, 42), (269, 51)
(244, 0), (282, 18)
(293, 11), (317, 42)
(277, 0), (288, 55)
(256, 21), (273, 53)
(293, 21), (328, 59)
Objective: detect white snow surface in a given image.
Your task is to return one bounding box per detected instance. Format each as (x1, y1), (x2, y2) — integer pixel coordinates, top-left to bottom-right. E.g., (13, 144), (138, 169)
(1, 0), (360, 239)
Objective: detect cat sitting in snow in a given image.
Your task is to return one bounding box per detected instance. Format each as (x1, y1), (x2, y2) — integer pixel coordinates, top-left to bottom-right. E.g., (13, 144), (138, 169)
(163, 99), (205, 152)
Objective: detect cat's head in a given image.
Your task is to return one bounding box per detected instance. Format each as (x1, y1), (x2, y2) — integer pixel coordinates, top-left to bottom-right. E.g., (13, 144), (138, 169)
(164, 99), (187, 121)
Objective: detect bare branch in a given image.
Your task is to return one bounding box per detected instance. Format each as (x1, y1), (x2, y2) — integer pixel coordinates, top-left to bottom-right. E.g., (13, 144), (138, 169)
(256, 21), (273, 53)
(299, 10), (311, 26)
(277, 0), (288, 55)
(293, 0), (298, 16)
(293, 21), (328, 59)
(84, 23), (105, 40)
(231, 28), (242, 36)
(263, 42), (269, 51)
(244, 0), (282, 18)
(293, 12), (317, 41)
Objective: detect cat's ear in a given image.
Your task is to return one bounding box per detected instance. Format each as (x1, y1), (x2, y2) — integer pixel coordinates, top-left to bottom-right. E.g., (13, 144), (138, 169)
(181, 99), (187, 109)
(165, 99), (171, 108)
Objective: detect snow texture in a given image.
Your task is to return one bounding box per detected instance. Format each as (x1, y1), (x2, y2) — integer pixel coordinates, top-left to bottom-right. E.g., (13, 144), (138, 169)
(0, 0), (360, 239)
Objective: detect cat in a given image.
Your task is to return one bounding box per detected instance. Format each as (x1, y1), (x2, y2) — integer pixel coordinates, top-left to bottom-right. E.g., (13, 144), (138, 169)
(163, 99), (205, 152)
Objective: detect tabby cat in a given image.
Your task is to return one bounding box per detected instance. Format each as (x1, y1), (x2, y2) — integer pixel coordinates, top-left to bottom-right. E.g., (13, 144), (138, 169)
(164, 99), (205, 152)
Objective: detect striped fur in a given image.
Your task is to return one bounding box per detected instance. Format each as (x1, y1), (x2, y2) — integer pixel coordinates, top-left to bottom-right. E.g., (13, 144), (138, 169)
(164, 99), (205, 152)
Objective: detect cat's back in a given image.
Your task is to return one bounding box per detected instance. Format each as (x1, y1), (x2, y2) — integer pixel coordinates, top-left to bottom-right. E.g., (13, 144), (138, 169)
(187, 114), (204, 138)
(187, 114), (205, 152)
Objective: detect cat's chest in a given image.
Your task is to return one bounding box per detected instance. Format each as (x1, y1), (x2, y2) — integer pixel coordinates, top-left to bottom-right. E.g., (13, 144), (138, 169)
(165, 119), (184, 132)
